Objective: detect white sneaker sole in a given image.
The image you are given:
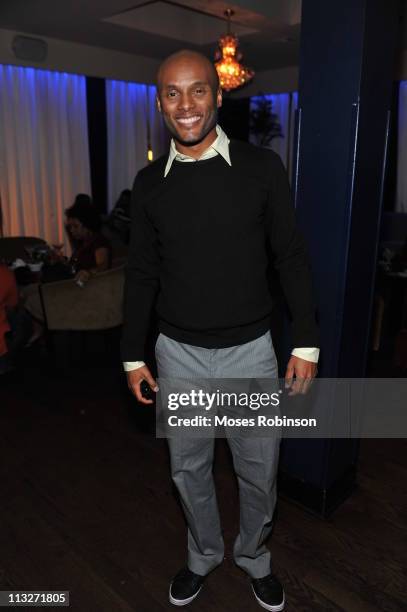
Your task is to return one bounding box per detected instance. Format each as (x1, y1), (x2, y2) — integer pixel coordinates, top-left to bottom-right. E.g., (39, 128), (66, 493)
(252, 585), (285, 611)
(169, 584), (203, 606)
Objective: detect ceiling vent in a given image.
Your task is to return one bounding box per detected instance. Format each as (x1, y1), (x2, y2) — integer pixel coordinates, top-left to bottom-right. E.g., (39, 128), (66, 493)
(12, 35), (48, 62)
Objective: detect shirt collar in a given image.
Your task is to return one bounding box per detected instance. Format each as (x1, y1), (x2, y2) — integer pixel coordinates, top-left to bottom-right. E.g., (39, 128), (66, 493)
(164, 124), (231, 177)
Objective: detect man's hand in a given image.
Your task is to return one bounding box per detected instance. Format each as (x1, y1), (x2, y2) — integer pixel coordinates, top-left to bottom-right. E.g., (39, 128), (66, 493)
(126, 365), (158, 405)
(284, 355), (317, 396)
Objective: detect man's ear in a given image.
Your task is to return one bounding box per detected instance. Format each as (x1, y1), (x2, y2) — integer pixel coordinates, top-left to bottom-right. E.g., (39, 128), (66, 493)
(156, 95), (161, 113)
(216, 87), (222, 108)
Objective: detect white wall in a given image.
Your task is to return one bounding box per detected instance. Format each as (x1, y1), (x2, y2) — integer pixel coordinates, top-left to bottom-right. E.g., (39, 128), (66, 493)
(231, 66), (299, 97)
(0, 28), (160, 83)
(3, 25), (404, 94)
(0, 27), (299, 94)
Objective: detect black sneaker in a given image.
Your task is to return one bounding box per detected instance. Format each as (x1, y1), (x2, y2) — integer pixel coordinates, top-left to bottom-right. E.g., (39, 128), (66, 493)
(169, 566), (206, 606)
(251, 572), (285, 611)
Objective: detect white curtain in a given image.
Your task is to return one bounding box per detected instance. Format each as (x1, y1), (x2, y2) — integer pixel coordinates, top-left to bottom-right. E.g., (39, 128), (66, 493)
(396, 80), (407, 213)
(0, 65), (91, 247)
(106, 80), (168, 212)
(249, 92), (298, 182)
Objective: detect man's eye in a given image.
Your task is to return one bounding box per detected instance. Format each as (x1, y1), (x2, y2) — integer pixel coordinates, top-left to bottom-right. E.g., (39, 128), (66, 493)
(195, 88), (205, 94)
(168, 91), (177, 98)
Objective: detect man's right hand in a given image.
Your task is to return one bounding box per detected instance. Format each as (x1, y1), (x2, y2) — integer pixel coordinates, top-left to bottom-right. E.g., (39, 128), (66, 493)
(126, 365), (158, 405)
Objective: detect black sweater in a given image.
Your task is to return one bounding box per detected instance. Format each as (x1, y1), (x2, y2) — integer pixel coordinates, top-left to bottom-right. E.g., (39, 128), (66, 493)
(121, 140), (319, 361)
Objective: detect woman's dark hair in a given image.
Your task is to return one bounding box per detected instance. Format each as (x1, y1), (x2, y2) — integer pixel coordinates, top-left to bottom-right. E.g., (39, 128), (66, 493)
(65, 201), (101, 232)
(74, 193), (93, 207)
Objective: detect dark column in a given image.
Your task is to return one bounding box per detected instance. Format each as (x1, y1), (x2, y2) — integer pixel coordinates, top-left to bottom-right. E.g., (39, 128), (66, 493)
(218, 95), (250, 141)
(86, 77), (108, 214)
(278, 0), (400, 515)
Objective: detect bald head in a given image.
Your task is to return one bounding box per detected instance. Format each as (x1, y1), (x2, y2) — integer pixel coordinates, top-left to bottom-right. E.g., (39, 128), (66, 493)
(156, 49), (219, 95)
(155, 49), (222, 149)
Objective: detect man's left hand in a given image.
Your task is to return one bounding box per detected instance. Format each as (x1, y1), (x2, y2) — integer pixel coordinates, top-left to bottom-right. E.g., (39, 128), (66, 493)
(284, 356), (317, 396)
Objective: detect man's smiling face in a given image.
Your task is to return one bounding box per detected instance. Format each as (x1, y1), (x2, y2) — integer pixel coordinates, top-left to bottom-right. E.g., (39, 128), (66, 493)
(156, 52), (222, 147)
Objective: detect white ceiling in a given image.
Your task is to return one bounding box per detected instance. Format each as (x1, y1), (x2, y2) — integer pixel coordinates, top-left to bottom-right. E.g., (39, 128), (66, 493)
(104, 2), (258, 45)
(0, 0), (303, 71)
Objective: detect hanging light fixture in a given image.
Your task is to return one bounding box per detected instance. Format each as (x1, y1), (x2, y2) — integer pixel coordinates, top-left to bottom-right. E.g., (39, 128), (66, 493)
(147, 141), (154, 162)
(214, 9), (254, 92)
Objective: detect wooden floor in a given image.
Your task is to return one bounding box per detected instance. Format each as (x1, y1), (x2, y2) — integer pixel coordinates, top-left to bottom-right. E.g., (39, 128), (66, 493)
(0, 346), (406, 612)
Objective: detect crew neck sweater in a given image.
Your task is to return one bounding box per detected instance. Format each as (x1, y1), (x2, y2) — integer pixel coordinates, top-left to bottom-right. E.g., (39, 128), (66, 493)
(121, 140), (319, 362)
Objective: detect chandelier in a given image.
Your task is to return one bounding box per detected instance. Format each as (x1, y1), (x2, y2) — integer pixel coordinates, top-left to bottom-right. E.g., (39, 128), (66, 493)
(214, 9), (254, 91)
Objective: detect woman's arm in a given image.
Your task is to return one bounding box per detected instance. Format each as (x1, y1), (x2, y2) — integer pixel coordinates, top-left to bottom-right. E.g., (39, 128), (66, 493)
(93, 247), (110, 273)
(74, 247), (110, 283)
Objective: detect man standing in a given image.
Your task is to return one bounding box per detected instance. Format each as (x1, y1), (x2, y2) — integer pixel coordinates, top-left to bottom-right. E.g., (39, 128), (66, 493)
(122, 50), (319, 610)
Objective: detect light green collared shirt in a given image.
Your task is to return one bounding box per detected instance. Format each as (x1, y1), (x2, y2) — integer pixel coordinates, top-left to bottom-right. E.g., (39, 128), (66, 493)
(164, 124), (231, 177)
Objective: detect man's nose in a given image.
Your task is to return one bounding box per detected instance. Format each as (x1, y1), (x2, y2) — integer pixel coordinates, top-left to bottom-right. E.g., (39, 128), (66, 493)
(177, 92), (195, 111)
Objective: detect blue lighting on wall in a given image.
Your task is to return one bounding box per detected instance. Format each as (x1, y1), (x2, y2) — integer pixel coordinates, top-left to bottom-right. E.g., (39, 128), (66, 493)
(0, 64), (88, 112)
(107, 79), (157, 111)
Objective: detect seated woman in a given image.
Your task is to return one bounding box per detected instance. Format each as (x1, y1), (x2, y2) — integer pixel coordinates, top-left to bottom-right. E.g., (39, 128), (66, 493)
(64, 193), (93, 254)
(65, 202), (112, 285)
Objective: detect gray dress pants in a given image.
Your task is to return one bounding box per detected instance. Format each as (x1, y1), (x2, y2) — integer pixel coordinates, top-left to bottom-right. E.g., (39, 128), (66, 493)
(155, 330), (281, 579)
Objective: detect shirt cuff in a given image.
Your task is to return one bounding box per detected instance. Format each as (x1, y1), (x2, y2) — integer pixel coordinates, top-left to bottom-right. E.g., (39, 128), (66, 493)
(291, 347), (320, 363)
(123, 361), (146, 372)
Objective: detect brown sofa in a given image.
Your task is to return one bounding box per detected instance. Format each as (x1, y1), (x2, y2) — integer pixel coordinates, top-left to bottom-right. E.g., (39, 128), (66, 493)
(24, 265), (125, 331)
